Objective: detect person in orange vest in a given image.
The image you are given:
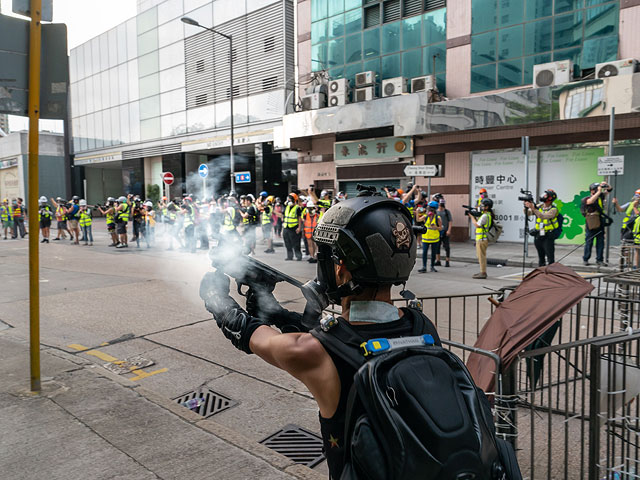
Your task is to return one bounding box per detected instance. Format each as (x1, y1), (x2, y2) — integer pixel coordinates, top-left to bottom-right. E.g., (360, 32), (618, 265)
(302, 199), (319, 263)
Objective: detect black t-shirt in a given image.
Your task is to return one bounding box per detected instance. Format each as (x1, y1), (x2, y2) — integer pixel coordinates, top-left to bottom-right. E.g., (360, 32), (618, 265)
(317, 309), (440, 479)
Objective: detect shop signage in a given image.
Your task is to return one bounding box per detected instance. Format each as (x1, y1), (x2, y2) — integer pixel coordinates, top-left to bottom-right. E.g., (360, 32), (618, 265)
(0, 157), (19, 169)
(334, 136), (413, 162)
(74, 152), (122, 166)
(597, 156), (624, 176)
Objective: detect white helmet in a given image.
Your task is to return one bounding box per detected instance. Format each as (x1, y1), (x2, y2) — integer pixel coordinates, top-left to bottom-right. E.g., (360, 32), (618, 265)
(39, 196), (47, 203)
(320, 189), (328, 197)
(306, 199), (315, 208)
(118, 196), (126, 203)
(79, 199), (87, 206)
(144, 201), (152, 207)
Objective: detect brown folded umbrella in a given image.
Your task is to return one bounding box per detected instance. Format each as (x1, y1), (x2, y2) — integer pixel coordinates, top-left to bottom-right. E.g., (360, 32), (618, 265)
(466, 263), (594, 393)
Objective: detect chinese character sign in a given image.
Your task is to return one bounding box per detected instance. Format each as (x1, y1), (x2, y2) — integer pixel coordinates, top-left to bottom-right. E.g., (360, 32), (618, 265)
(334, 136), (413, 162)
(471, 151), (538, 242)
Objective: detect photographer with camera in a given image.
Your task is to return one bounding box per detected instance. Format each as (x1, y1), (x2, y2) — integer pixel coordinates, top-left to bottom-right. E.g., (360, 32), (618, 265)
(467, 198), (494, 279)
(417, 200), (442, 273)
(581, 181), (612, 266)
(524, 189), (560, 267)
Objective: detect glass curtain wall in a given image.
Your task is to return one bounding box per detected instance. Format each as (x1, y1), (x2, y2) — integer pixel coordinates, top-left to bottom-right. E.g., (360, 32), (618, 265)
(470, 0), (619, 93)
(311, 0), (446, 91)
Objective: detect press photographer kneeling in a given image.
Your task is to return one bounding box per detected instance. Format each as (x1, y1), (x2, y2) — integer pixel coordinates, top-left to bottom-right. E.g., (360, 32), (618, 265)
(524, 189), (560, 267)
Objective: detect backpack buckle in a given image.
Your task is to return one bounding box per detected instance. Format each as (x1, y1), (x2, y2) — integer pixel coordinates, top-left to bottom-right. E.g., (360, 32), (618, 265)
(320, 314), (337, 332)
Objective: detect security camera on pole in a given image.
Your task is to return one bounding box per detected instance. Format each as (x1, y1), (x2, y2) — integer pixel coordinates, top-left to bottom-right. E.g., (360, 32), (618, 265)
(181, 17), (235, 195)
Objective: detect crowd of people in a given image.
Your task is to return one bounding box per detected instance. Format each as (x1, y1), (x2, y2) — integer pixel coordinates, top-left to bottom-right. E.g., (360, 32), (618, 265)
(3, 181), (639, 273)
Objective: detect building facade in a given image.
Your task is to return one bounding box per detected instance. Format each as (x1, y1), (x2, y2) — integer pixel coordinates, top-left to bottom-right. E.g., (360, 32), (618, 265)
(70, 0), (295, 206)
(0, 131), (68, 202)
(282, 0), (640, 244)
(0, 114), (8, 135)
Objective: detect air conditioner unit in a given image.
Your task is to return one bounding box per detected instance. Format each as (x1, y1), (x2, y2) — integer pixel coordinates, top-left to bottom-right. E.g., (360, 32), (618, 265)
(595, 58), (638, 79)
(382, 77), (407, 97)
(301, 92), (326, 110)
(533, 60), (573, 88)
(355, 86), (376, 102)
(411, 75), (436, 93)
(305, 84), (328, 96)
(328, 78), (350, 94)
(355, 71), (375, 88)
(328, 91), (349, 107)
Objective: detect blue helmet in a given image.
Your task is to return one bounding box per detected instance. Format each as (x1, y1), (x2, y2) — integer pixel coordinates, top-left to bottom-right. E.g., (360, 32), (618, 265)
(259, 191), (268, 197)
(428, 200), (439, 209)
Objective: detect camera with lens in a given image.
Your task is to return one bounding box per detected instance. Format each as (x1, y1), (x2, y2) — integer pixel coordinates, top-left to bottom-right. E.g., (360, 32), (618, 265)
(600, 182), (612, 192)
(518, 188), (534, 203)
(462, 204), (481, 218)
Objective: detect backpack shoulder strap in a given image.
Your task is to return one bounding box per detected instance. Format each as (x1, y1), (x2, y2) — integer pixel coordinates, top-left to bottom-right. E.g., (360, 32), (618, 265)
(310, 318), (367, 370)
(401, 307), (442, 346)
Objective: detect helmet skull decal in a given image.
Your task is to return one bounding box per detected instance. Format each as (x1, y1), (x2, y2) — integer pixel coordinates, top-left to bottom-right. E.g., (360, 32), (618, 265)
(392, 221), (410, 249)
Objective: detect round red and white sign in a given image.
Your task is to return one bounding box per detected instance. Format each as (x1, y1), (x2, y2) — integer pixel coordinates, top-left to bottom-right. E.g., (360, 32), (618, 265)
(162, 172), (174, 185)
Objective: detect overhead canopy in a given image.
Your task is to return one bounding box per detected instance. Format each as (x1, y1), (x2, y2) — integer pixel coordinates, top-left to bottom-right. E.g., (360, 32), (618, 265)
(467, 263), (594, 393)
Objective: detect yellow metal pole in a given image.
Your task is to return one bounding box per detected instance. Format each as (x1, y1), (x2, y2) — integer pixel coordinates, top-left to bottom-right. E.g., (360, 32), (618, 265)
(28, 0), (42, 392)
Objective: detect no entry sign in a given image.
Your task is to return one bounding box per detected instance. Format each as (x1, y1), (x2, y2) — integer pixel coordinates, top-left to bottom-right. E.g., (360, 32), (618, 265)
(162, 172), (175, 185)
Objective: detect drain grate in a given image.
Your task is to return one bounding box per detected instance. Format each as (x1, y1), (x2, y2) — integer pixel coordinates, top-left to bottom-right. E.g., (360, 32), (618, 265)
(260, 424), (325, 467)
(173, 388), (237, 418)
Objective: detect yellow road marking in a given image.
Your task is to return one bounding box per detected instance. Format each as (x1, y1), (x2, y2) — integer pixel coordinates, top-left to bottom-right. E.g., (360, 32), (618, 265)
(68, 343), (168, 381)
(130, 368), (168, 381)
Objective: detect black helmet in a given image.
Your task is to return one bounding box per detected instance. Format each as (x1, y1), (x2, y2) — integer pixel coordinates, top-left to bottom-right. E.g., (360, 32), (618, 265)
(589, 182), (600, 192)
(312, 195), (417, 304)
(481, 198), (494, 208)
(72, 195), (80, 202)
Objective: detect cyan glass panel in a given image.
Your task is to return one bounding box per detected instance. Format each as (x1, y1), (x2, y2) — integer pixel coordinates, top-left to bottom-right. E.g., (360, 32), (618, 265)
(585, 0), (612, 5)
(500, 0), (522, 27)
(523, 53), (552, 84)
(554, 12), (583, 50)
(382, 21), (401, 54)
(328, 0), (345, 17)
(363, 57), (381, 81)
(328, 37), (345, 67)
(329, 66), (345, 78)
(423, 43), (446, 73)
(140, 95), (160, 120)
(312, 20), (328, 44)
(402, 16), (422, 50)
(524, 18), (552, 55)
(471, 0), (497, 33)
(137, 29), (159, 56)
(312, 43), (328, 71)
(498, 58), (523, 88)
(363, 27), (381, 59)
(471, 64), (497, 92)
(402, 49), (422, 79)
(345, 33), (362, 63)
(344, 62), (363, 85)
(471, 31), (496, 65)
(526, 0), (552, 20)
(345, 0), (361, 10)
(312, 0), (329, 21)
(584, 3), (618, 40)
(581, 35), (617, 68)
(138, 52), (159, 77)
(381, 53), (401, 79)
(137, 6), (158, 34)
(423, 8), (446, 44)
(499, 25), (523, 60)
(553, 47), (581, 73)
(345, 9), (362, 35)
(328, 14), (345, 39)
(555, 0), (583, 14)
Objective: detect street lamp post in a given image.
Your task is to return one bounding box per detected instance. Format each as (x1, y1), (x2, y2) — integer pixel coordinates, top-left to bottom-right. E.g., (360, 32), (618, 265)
(181, 17), (235, 195)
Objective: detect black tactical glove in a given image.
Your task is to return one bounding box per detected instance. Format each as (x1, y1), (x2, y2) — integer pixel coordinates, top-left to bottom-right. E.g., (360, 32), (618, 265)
(246, 286), (308, 333)
(199, 271), (268, 354)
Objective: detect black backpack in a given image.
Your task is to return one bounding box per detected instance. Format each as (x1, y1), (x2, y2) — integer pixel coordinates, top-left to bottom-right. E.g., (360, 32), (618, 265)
(312, 311), (521, 480)
(551, 211), (564, 240)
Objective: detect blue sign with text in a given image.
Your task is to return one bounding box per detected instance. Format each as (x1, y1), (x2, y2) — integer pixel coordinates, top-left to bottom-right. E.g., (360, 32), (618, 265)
(235, 171), (251, 183)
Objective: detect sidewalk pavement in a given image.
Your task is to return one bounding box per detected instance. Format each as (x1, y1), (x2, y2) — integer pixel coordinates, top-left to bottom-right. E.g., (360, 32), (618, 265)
(0, 331), (323, 480)
(434, 240), (621, 274)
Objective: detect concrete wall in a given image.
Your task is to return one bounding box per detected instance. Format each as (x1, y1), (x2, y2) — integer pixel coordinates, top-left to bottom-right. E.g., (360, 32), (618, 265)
(620, 5), (640, 60)
(297, 161), (336, 190)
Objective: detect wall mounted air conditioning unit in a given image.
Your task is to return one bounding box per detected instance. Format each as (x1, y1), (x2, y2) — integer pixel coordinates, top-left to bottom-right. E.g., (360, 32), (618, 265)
(595, 58), (638, 79)
(328, 91), (349, 107)
(328, 78), (350, 94)
(301, 92), (326, 110)
(411, 75), (436, 93)
(355, 71), (375, 88)
(355, 86), (376, 102)
(533, 60), (573, 88)
(382, 77), (407, 97)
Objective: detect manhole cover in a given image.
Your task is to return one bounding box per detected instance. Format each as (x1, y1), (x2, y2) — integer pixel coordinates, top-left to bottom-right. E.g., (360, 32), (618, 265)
(173, 388), (237, 418)
(260, 424), (325, 467)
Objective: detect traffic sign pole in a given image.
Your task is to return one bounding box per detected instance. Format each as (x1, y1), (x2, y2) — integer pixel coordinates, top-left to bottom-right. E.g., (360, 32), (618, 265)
(606, 107), (615, 264)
